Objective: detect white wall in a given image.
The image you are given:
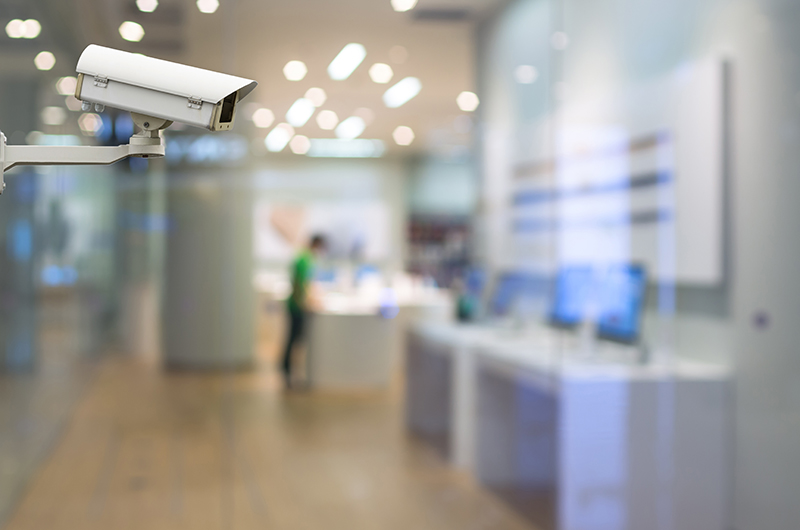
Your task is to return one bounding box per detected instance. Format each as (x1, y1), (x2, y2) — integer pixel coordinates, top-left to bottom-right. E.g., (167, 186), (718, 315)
(407, 157), (477, 215)
(251, 158), (408, 273)
(478, 0), (800, 528)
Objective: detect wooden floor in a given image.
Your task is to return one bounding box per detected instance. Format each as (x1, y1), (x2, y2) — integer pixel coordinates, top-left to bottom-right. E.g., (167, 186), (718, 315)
(2, 349), (537, 530)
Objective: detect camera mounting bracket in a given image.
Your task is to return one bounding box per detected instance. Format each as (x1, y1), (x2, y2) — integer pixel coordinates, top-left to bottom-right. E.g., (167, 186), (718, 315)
(0, 113), (166, 195)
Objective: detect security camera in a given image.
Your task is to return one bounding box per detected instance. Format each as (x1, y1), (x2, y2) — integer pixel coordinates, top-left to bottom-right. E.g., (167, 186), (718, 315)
(0, 45), (258, 195)
(75, 44), (257, 132)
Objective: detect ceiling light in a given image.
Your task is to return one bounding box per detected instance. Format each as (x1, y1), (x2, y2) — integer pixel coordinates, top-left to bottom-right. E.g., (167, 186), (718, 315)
(265, 123), (295, 152)
(353, 107), (375, 126)
(393, 126), (414, 146)
(5, 19), (24, 38)
(41, 106), (66, 126)
(23, 19), (41, 39)
(308, 139), (385, 158)
(56, 76), (77, 96)
(34, 51), (56, 71)
(283, 60), (307, 81)
(328, 43), (366, 81)
(391, 0), (418, 12)
(383, 77), (421, 108)
(335, 116), (366, 140)
(252, 108), (275, 128)
(6, 19), (41, 39)
(316, 110), (339, 130)
(136, 0), (159, 12)
(197, 0), (220, 14)
(78, 113), (103, 135)
(456, 91), (480, 112)
(514, 65), (538, 84)
(65, 96), (83, 112)
(290, 135), (311, 155)
(305, 87), (327, 107)
(369, 63), (394, 84)
(119, 21), (145, 42)
(286, 98), (316, 127)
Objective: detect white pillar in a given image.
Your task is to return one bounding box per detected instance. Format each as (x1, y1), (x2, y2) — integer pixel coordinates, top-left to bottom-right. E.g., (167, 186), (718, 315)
(161, 176), (255, 370)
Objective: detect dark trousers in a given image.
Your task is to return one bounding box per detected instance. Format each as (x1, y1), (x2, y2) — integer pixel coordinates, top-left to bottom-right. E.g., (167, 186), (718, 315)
(281, 308), (305, 379)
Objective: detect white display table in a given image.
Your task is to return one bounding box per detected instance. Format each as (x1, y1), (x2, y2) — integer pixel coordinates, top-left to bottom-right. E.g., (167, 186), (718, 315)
(307, 310), (397, 389)
(253, 270), (453, 390)
(306, 292), (452, 390)
(406, 321), (731, 530)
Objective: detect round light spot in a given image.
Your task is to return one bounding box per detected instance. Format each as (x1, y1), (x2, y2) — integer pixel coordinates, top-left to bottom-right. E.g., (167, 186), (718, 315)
(56, 76), (77, 96)
(65, 96), (83, 112)
(5, 20), (24, 39)
(119, 21), (145, 42)
(197, 0), (219, 14)
(316, 110), (339, 130)
(283, 60), (307, 82)
(456, 91), (479, 112)
(369, 63), (394, 84)
(41, 106), (66, 126)
(78, 113), (104, 135)
(136, 0), (159, 12)
(22, 19), (41, 39)
(290, 135), (311, 155)
(393, 126), (414, 146)
(34, 51), (56, 71)
(252, 108), (275, 128)
(391, 0), (418, 12)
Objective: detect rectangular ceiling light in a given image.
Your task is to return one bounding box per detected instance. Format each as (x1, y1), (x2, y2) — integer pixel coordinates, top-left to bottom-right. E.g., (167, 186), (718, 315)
(383, 77), (422, 108)
(328, 43), (367, 81)
(308, 139), (385, 158)
(285, 98), (316, 127)
(265, 123), (295, 152)
(335, 116), (366, 140)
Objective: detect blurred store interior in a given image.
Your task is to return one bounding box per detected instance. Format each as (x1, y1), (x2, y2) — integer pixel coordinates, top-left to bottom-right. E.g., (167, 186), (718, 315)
(1, 0), (800, 529)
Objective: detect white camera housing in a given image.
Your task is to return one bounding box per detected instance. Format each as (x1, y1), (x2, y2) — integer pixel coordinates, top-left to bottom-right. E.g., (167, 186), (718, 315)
(0, 45), (259, 195)
(75, 45), (257, 131)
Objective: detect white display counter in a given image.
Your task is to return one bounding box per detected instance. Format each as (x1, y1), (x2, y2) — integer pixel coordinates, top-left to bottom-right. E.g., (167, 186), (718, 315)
(306, 289), (452, 390)
(406, 321), (731, 530)
(254, 270), (453, 390)
(307, 310), (397, 389)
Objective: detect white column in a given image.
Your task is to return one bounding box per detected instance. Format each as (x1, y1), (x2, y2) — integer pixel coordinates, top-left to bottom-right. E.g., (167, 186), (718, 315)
(161, 176), (255, 369)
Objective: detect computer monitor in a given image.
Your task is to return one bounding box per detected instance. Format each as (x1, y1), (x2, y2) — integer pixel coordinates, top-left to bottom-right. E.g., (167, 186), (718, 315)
(489, 273), (521, 317)
(595, 264), (648, 344)
(548, 265), (595, 328)
(464, 267), (487, 298)
(489, 272), (545, 318)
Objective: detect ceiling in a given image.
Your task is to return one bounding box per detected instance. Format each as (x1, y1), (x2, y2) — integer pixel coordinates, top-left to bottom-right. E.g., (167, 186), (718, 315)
(0, 0), (507, 159)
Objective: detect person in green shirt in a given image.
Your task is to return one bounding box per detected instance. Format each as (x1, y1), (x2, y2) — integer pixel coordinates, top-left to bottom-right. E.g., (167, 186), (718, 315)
(281, 234), (326, 388)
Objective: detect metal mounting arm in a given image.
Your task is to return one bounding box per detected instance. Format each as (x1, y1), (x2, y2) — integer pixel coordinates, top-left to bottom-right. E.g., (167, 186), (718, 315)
(0, 113), (169, 195)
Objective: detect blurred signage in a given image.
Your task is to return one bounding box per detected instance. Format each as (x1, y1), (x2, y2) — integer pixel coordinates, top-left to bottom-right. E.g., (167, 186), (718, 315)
(165, 134), (249, 166)
(307, 139), (385, 158)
